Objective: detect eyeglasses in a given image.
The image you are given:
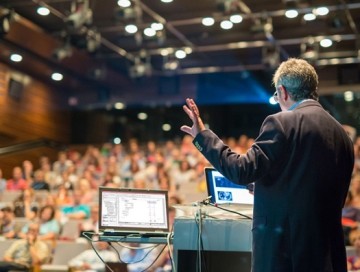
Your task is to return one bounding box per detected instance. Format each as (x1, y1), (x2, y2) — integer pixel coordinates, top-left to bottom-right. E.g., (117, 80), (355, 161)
(273, 91), (278, 103)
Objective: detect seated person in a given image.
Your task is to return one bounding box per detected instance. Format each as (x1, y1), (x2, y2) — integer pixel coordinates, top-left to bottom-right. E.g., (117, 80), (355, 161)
(13, 188), (39, 219)
(68, 241), (118, 272)
(0, 206), (17, 239)
(79, 204), (99, 237)
(18, 205), (61, 241)
(30, 169), (50, 191)
(0, 222), (50, 272)
(348, 228), (360, 270)
(61, 190), (90, 221)
(120, 243), (160, 272)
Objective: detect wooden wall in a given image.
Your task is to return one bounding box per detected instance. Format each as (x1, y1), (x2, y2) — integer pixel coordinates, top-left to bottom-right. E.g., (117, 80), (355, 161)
(0, 63), (71, 178)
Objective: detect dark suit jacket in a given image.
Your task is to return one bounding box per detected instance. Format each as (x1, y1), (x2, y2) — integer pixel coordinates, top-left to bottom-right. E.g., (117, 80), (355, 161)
(193, 100), (354, 272)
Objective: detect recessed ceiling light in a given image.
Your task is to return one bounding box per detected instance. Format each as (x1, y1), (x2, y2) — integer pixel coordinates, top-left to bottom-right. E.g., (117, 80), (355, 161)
(230, 14), (243, 24)
(320, 38), (333, 48)
(202, 17), (215, 26)
(314, 7), (329, 16)
(138, 112), (148, 120)
(114, 102), (125, 110)
(220, 20), (233, 30)
(10, 53), (22, 62)
(151, 22), (164, 31)
(303, 13), (316, 21)
(175, 49), (186, 59)
(37, 7), (50, 16)
(344, 91), (354, 102)
(125, 24), (138, 34)
(162, 123), (171, 131)
(161, 0), (173, 3)
(117, 0), (131, 8)
(51, 72), (63, 81)
(285, 9), (298, 18)
(144, 27), (156, 37)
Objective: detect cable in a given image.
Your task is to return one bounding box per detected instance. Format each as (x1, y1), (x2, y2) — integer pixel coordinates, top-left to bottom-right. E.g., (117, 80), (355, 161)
(89, 240), (115, 272)
(207, 202), (253, 220)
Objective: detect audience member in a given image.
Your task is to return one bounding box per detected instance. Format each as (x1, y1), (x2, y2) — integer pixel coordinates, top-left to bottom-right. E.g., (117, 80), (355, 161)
(68, 241), (118, 272)
(1, 222), (50, 271)
(120, 243), (160, 272)
(76, 178), (95, 204)
(60, 190), (91, 220)
(31, 169), (50, 191)
(53, 151), (73, 177)
(0, 169), (7, 194)
(348, 229), (360, 271)
(13, 188), (39, 219)
(79, 204), (99, 236)
(0, 206), (17, 239)
(22, 160), (34, 183)
(18, 205), (61, 241)
(6, 166), (28, 191)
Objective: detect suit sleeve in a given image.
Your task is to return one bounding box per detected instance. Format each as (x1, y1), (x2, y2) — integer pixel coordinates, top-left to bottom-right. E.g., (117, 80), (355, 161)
(193, 115), (288, 185)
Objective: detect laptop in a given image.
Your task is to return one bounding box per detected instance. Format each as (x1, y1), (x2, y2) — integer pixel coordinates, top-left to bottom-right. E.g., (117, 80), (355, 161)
(98, 187), (170, 238)
(205, 167), (254, 207)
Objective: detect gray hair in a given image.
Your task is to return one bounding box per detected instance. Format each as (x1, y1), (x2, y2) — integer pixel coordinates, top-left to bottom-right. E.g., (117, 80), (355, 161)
(273, 58), (319, 101)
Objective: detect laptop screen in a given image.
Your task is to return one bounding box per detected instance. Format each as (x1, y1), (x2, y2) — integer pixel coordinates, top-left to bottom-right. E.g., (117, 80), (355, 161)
(205, 168), (254, 205)
(98, 187), (169, 234)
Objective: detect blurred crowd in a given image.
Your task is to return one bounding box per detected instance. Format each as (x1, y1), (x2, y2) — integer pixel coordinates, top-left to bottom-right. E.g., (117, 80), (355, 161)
(0, 131), (359, 271)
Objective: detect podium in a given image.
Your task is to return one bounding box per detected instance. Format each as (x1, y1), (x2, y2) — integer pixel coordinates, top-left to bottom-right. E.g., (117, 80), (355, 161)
(173, 216), (252, 272)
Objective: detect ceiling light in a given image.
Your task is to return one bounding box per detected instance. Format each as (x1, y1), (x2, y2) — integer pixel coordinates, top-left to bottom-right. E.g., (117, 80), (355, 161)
(220, 20), (233, 30)
(303, 13), (316, 21)
(160, 49), (170, 56)
(37, 7), (50, 16)
(10, 53), (22, 62)
(161, 0), (173, 3)
(344, 91), (354, 102)
(184, 47), (192, 54)
(175, 49), (186, 59)
(162, 123), (171, 131)
(202, 17), (215, 26)
(151, 22), (164, 31)
(125, 24), (138, 34)
(314, 7), (329, 16)
(269, 96), (277, 105)
(285, 9), (298, 18)
(320, 38), (332, 48)
(0, 12), (11, 34)
(230, 14), (243, 24)
(51, 72), (63, 81)
(113, 137), (121, 144)
(117, 0), (131, 8)
(144, 27), (156, 37)
(114, 102), (125, 110)
(163, 59), (179, 70)
(138, 112), (148, 120)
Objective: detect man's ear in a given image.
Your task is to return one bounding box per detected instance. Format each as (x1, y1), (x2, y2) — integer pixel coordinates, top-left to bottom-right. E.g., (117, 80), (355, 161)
(279, 85), (289, 101)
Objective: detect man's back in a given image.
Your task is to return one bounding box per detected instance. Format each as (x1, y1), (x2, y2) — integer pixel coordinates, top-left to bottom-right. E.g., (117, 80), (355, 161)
(251, 100), (354, 271)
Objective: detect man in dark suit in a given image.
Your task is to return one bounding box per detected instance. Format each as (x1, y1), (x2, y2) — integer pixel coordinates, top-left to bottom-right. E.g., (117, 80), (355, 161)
(181, 58), (354, 272)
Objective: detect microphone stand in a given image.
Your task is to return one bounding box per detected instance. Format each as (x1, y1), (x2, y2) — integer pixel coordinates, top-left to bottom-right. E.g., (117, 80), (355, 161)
(194, 196), (211, 272)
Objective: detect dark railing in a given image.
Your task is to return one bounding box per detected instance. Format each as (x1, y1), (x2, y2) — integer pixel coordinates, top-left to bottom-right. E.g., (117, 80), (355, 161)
(0, 138), (67, 155)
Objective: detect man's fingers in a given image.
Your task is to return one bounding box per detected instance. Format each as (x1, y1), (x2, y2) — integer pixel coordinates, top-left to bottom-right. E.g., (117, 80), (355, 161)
(183, 105), (195, 120)
(180, 125), (192, 134)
